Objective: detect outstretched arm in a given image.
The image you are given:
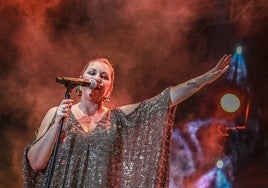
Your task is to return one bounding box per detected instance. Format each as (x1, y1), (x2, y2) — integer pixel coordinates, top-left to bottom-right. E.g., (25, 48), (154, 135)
(170, 54), (232, 107)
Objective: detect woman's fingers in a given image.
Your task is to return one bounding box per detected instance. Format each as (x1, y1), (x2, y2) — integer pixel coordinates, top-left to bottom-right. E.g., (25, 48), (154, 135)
(60, 99), (74, 105)
(57, 99), (74, 117)
(215, 54), (232, 71)
(220, 54), (232, 68)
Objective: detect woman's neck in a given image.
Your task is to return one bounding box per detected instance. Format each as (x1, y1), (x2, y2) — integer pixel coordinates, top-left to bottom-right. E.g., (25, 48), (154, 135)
(78, 100), (103, 116)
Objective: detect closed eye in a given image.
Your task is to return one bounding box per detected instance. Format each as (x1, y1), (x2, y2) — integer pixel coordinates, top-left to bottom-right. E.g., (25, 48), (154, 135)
(101, 73), (109, 80)
(87, 69), (97, 75)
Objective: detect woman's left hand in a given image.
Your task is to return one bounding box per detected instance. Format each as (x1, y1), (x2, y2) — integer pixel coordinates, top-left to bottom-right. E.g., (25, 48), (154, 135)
(205, 54), (232, 84)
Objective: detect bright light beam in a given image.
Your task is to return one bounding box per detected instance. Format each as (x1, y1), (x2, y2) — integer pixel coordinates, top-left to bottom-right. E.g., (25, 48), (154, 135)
(216, 169), (232, 188)
(226, 46), (248, 87)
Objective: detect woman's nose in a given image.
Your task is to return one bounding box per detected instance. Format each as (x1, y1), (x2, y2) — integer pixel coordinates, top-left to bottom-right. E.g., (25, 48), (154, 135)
(96, 77), (102, 84)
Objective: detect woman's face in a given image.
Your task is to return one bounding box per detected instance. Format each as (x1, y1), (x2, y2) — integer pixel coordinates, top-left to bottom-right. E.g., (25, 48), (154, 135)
(81, 61), (113, 103)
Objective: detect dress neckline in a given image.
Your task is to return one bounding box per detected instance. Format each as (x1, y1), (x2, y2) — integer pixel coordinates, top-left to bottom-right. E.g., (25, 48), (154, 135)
(70, 110), (110, 134)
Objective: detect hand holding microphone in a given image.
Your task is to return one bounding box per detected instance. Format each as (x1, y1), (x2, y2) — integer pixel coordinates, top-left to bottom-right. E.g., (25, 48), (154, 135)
(55, 77), (97, 119)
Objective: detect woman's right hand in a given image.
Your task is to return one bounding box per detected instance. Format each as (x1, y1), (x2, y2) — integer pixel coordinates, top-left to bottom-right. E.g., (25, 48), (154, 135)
(55, 99), (74, 123)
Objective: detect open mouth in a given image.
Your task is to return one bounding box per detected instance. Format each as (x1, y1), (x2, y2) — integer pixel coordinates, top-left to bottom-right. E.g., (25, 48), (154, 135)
(93, 85), (103, 91)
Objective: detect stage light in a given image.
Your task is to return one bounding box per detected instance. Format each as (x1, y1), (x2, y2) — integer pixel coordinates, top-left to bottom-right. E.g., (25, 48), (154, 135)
(226, 45), (247, 87)
(220, 93), (240, 113)
(216, 160), (224, 169)
(236, 46), (242, 54)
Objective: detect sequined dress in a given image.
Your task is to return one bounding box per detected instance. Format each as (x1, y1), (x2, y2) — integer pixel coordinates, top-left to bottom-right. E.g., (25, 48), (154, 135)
(23, 88), (176, 187)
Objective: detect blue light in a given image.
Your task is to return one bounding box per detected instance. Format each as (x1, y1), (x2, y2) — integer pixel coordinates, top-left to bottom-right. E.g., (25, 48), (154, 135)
(226, 46), (248, 87)
(216, 169), (232, 188)
(194, 168), (232, 188)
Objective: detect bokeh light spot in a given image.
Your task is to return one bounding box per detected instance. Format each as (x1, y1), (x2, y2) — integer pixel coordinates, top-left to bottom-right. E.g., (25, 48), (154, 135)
(220, 93), (240, 113)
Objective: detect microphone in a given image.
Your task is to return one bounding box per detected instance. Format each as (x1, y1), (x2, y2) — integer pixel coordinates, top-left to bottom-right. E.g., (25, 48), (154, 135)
(55, 77), (97, 89)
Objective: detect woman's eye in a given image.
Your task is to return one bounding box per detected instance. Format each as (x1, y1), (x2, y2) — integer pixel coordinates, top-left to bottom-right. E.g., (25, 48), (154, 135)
(88, 69), (96, 75)
(101, 73), (109, 80)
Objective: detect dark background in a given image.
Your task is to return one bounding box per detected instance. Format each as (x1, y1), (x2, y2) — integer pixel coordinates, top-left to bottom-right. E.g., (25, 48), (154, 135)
(0, 0), (267, 187)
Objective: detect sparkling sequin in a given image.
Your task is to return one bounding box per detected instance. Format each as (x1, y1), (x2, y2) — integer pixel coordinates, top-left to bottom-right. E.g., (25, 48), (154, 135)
(22, 88), (176, 188)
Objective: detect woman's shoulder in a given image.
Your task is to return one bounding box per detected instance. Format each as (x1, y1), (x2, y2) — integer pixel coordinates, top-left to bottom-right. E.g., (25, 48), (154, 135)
(42, 106), (58, 122)
(35, 106), (58, 139)
(117, 102), (140, 115)
(47, 106), (58, 115)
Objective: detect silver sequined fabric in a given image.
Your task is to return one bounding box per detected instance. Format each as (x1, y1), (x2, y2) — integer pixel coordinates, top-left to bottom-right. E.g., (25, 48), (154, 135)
(23, 88), (176, 188)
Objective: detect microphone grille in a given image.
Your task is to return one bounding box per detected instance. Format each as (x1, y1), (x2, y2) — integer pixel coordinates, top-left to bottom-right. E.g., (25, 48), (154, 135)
(90, 79), (97, 89)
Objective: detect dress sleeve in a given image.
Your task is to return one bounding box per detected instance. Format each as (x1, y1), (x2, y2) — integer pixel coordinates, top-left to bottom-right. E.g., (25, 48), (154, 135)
(120, 87), (176, 127)
(22, 140), (44, 188)
(113, 87), (177, 187)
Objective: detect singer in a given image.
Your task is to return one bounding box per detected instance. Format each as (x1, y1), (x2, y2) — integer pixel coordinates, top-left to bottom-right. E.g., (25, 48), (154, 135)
(23, 55), (231, 187)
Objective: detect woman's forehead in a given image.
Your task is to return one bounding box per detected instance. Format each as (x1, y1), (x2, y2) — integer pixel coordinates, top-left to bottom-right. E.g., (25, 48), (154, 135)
(85, 61), (111, 72)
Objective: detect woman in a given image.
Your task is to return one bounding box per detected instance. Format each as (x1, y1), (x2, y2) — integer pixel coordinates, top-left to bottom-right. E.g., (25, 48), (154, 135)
(23, 55), (231, 187)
